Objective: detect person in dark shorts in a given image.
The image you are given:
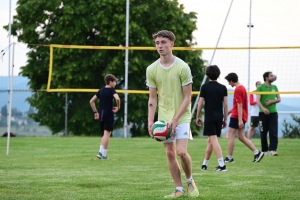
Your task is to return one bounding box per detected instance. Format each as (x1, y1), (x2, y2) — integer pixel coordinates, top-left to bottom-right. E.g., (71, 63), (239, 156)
(196, 65), (228, 172)
(224, 73), (264, 163)
(89, 74), (120, 160)
(247, 81), (261, 139)
(256, 71), (281, 156)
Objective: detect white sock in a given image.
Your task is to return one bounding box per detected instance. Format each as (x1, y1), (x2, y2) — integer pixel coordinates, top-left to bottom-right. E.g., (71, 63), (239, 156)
(102, 149), (107, 157)
(227, 155), (233, 159)
(254, 149), (259, 155)
(218, 158), (225, 167)
(186, 177), (193, 183)
(176, 186), (184, 192)
(202, 159), (209, 166)
(99, 145), (103, 153)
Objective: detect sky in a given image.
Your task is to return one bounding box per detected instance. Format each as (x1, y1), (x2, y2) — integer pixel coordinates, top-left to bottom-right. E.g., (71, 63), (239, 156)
(1, 0), (300, 93)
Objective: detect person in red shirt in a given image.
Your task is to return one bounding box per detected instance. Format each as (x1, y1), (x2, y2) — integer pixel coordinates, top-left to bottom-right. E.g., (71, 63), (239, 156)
(224, 73), (264, 163)
(247, 81), (261, 139)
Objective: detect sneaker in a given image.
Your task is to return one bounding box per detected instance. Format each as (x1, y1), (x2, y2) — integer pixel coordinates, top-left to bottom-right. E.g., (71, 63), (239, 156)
(96, 152), (108, 160)
(186, 180), (199, 197)
(201, 165), (207, 171)
(224, 157), (234, 163)
(164, 189), (185, 199)
(270, 151), (278, 156)
(253, 151), (264, 162)
(215, 165), (227, 172)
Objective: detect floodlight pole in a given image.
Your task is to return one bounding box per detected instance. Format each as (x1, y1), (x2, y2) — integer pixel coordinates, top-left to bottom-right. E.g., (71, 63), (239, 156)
(191, 0), (234, 117)
(247, 0), (253, 130)
(124, 0), (129, 138)
(6, 0), (12, 156)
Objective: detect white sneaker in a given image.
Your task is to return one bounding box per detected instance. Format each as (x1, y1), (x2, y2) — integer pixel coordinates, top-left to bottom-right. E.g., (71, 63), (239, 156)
(270, 151), (278, 156)
(263, 151), (269, 156)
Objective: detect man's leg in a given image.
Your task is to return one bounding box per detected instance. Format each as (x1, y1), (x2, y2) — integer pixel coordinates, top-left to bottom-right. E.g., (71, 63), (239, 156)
(268, 112), (278, 153)
(237, 128), (257, 151)
(259, 113), (269, 152)
(227, 127), (236, 157)
(247, 126), (255, 140)
(204, 138), (213, 160)
(164, 142), (182, 187)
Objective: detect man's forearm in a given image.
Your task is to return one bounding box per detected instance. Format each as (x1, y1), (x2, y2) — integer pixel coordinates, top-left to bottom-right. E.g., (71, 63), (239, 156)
(237, 104), (243, 121)
(148, 99), (157, 122)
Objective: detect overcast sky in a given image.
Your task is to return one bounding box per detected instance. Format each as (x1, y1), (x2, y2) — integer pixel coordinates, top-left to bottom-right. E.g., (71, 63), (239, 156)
(1, 0), (300, 92)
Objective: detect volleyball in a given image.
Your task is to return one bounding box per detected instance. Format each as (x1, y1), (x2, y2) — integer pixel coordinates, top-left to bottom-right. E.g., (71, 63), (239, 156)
(151, 120), (171, 142)
(273, 74), (277, 82)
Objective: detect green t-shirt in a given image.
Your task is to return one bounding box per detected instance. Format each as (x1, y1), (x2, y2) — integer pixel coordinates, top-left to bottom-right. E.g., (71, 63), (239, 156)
(256, 83), (279, 113)
(146, 57), (193, 124)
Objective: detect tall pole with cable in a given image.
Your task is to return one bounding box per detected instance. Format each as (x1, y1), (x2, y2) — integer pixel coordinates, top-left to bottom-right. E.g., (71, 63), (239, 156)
(191, 0), (234, 117)
(124, 0), (129, 138)
(247, 0), (253, 130)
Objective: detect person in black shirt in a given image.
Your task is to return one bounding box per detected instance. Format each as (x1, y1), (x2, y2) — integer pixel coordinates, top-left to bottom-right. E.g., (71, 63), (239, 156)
(89, 74), (120, 160)
(196, 65), (228, 171)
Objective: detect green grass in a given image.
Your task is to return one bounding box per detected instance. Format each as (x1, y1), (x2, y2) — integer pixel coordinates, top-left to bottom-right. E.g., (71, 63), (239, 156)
(0, 137), (299, 200)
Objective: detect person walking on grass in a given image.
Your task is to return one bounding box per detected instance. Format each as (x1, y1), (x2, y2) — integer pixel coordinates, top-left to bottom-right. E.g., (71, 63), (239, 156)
(89, 74), (120, 160)
(146, 30), (199, 199)
(247, 81), (261, 140)
(196, 65), (228, 172)
(256, 71), (280, 156)
(224, 73), (264, 163)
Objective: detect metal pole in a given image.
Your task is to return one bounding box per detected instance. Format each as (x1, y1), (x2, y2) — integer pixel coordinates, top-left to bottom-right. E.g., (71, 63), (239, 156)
(6, 0), (12, 156)
(247, 0), (253, 129)
(191, 0), (234, 117)
(64, 93), (68, 136)
(124, 0), (129, 138)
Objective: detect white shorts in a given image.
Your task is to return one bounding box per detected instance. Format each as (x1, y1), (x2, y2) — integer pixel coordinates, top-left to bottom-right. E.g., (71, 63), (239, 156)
(163, 122), (193, 143)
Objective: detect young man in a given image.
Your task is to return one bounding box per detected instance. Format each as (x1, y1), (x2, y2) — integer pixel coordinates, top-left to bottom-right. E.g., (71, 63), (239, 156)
(256, 72), (280, 156)
(224, 73), (264, 163)
(89, 74), (120, 160)
(196, 65), (228, 172)
(146, 30), (199, 198)
(247, 81), (261, 140)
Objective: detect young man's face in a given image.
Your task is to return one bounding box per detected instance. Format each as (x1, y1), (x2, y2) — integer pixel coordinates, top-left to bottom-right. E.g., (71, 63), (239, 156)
(155, 36), (174, 56)
(227, 80), (234, 87)
(267, 73), (274, 83)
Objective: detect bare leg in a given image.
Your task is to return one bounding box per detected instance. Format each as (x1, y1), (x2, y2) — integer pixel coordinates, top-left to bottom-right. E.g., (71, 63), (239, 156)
(247, 126), (255, 140)
(176, 139), (192, 179)
(164, 142), (182, 187)
(209, 136), (223, 159)
(237, 128), (256, 151)
(205, 138), (213, 160)
(101, 130), (112, 149)
(227, 128), (236, 156)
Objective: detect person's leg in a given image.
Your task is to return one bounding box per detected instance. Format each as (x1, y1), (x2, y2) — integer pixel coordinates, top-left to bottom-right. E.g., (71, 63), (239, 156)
(164, 142), (182, 187)
(259, 113), (269, 152)
(247, 126), (255, 140)
(202, 138), (213, 170)
(268, 112), (278, 155)
(237, 128), (257, 151)
(227, 127), (236, 158)
(209, 135), (226, 171)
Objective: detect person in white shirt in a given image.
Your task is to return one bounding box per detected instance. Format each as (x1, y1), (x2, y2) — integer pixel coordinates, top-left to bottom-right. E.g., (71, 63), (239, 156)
(247, 81), (261, 139)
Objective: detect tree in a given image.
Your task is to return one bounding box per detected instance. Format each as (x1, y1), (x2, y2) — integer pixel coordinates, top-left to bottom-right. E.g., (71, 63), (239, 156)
(5, 0), (205, 136)
(282, 114), (300, 138)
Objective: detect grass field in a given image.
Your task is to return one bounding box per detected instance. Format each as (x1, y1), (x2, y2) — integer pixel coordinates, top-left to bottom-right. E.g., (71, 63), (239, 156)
(0, 137), (299, 200)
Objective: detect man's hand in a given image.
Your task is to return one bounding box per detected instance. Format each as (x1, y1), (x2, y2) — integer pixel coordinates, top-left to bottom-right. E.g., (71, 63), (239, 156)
(265, 99), (272, 106)
(262, 108), (270, 115)
(169, 119), (179, 136)
(222, 120), (227, 129)
(112, 107), (119, 113)
(196, 118), (202, 127)
(238, 120), (244, 129)
(148, 121), (154, 137)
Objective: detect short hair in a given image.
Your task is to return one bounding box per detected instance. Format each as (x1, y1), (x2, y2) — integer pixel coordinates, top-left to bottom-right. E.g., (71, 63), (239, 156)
(225, 73), (238, 83)
(104, 74), (118, 85)
(263, 71), (272, 81)
(152, 30), (176, 42)
(206, 65), (220, 80)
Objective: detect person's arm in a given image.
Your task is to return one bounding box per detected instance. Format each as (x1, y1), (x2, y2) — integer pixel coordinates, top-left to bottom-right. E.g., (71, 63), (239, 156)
(196, 97), (204, 127)
(169, 83), (192, 134)
(237, 103), (244, 128)
(223, 96), (228, 128)
(250, 94), (256, 105)
(256, 94), (270, 115)
(112, 93), (121, 113)
(89, 95), (99, 119)
(148, 87), (157, 137)
(266, 94), (281, 105)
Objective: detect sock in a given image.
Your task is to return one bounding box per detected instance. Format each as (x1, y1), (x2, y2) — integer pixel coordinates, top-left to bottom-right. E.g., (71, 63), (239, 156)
(99, 145), (103, 153)
(176, 186), (184, 192)
(186, 177), (193, 183)
(254, 149), (259, 155)
(202, 159), (209, 166)
(102, 149), (107, 157)
(218, 158), (225, 167)
(227, 155), (233, 159)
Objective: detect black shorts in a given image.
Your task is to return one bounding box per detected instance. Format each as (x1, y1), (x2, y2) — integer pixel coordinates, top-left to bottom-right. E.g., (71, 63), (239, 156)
(100, 121), (114, 133)
(203, 119), (223, 137)
(229, 118), (246, 129)
(250, 116), (259, 127)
